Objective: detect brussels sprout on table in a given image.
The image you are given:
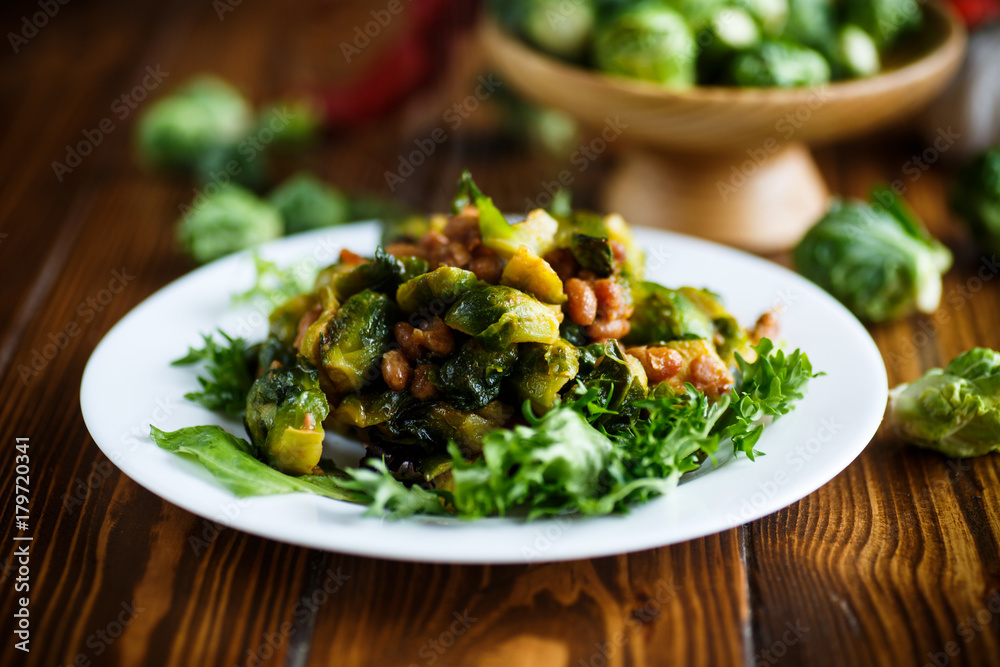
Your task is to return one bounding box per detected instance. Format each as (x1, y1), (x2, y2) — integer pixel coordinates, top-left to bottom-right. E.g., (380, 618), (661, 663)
(269, 172), (348, 234)
(793, 187), (952, 323)
(952, 145), (1000, 254)
(176, 185), (283, 264)
(889, 348), (1000, 458)
(136, 76), (253, 171)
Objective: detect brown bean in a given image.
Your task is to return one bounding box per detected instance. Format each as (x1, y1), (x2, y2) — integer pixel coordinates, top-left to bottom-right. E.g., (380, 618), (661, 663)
(468, 254), (504, 283)
(586, 318), (630, 341)
(565, 278), (597, 326)
(410, 364), (439, 400)
(689, 354), (734, 397)
(381, 349), (411, 392)
(592, 278), (633, 321)
(416, 317), (455, 356)
(393, 322), (422, 361)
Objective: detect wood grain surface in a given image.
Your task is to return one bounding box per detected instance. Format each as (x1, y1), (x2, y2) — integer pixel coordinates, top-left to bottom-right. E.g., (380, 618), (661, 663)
(1, 1), (999, 666)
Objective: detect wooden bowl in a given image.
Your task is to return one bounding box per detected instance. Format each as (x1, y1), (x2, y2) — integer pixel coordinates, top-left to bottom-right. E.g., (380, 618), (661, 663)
(481, 2), (966, 251)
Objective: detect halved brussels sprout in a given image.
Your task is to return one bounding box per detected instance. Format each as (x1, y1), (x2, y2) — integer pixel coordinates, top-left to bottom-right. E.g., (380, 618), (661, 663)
(316, 248), (428, 301)
(396, 266), (479, 315)
(510, 340), (581, 413)
(556, 211), (644, 280)
(500, 245), (567, 304)
(625, 282), (715, 345)
(575, 340), (648, 428)
(318, 290), (397, 395)
(570, 234), (615, 277)
(269, 293), (318, 347)
(244, 364), (330, 475)
(445, 285), (561, 350)
(435, 339), (519, 411)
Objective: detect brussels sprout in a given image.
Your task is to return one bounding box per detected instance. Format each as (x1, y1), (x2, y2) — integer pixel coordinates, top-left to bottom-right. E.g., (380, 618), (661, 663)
(889, 348), (1000, 458)
(423, 401), (514, 451)
(844, 0), (921, 49)
(560, 320), (590, 346)
(331, 390), (408, 431)
(298, 293), (340, 369)
(268, 172), (348, 234)
(445, 285), (562, 350)
(624, 281), (715, 345)
(730, 40), (830, 87)
(675, 287), (753, 365)
(136, 76), (253, 170)
(523, 0), (596, 60)
(193, 142), (268, 189)
(500, 245), (567, 304)
(952, 146), (1000, 254)
(570, 234), (615, 277)
(244, 364), (330, 475)
(257, 97), (323, 150)
(575, 340), (648, 429)
(454, 170), (559, 260)
(737, 0), (788, 36)
(317, 248), (428, 301)
(510, 340), (581, 413)
(318, 290), (397, 395)
(783, 0), (835, 50)
(435, 340), (519, 411)
(396, 266), (479, 315)
(176, 185), (283, 264)
(593, 4), (697, 87)
(831, 25), (881, 78)
(268, 294), (318, 346)
(794, 188), (952, 323)
(665, 0), (729, 31)
(253, 335), (298, 373)
(556, 211), (644, 280)
(642, 338), (734, 398)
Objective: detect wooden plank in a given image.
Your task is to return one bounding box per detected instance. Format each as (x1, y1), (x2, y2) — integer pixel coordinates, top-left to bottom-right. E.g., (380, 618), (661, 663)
(305, 531), (749, 667)
(746, 143), (1000, 666)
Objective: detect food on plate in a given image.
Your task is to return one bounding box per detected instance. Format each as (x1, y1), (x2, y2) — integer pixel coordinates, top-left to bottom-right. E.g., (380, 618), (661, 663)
(888, 348), (1000, 458)
(952, 144), (1000, 254)
(793, 186), (952, 323)
(489, 0), (922, 87)
(154, 171), (818, 519)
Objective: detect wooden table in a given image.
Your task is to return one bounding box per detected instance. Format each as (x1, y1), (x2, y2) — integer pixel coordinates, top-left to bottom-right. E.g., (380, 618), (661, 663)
(2, 1), (999, 665)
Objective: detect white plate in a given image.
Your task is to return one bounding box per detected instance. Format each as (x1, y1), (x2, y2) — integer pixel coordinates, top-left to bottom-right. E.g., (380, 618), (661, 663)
(80, 222), (887, 564)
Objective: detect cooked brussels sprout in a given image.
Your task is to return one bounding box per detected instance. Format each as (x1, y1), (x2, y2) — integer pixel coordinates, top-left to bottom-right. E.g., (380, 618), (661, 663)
(136, 76), (253, 170)
(500, 245), (567, 304)
(676, 287), (753, 365)
(624, 282), (715, 345)
(556, 211), (644, 280)
(445, 285), (562, 350)
(730, 40), (830, 87)
(511, 340), (580, 413)
(952, 145), (1000, 254)
(435, 339), (519, 411)
(889, 348), (1000, 458)
(844, 0), (921, 49)
(268, 293), (318, 346)
(523, 0), (596, 60)
(318, 290), (397, 395)
(570, 234), (615, 277)
(269, 172), (348, 234)
(176, 185), (283, 264)
(317, 248), (427, 301)
(575, 340), (648, 429)
(592, 4), (697, 87)
(396, 266), (479, 315)
(794, 188), (952, 323)
(831, 24), (881, 78)
(244, 364), (330, 475)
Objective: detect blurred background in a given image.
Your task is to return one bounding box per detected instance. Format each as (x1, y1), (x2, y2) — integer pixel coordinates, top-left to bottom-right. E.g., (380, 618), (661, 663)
(1, 0), (999, 262)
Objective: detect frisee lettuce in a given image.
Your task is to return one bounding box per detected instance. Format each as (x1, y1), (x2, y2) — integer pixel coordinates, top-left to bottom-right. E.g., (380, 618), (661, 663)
(153, 339), (818, 520)
(171, 330), (253, 418)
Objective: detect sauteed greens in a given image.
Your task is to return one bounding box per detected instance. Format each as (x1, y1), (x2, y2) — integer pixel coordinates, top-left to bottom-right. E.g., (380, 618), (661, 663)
(154, 171), (818, 519)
